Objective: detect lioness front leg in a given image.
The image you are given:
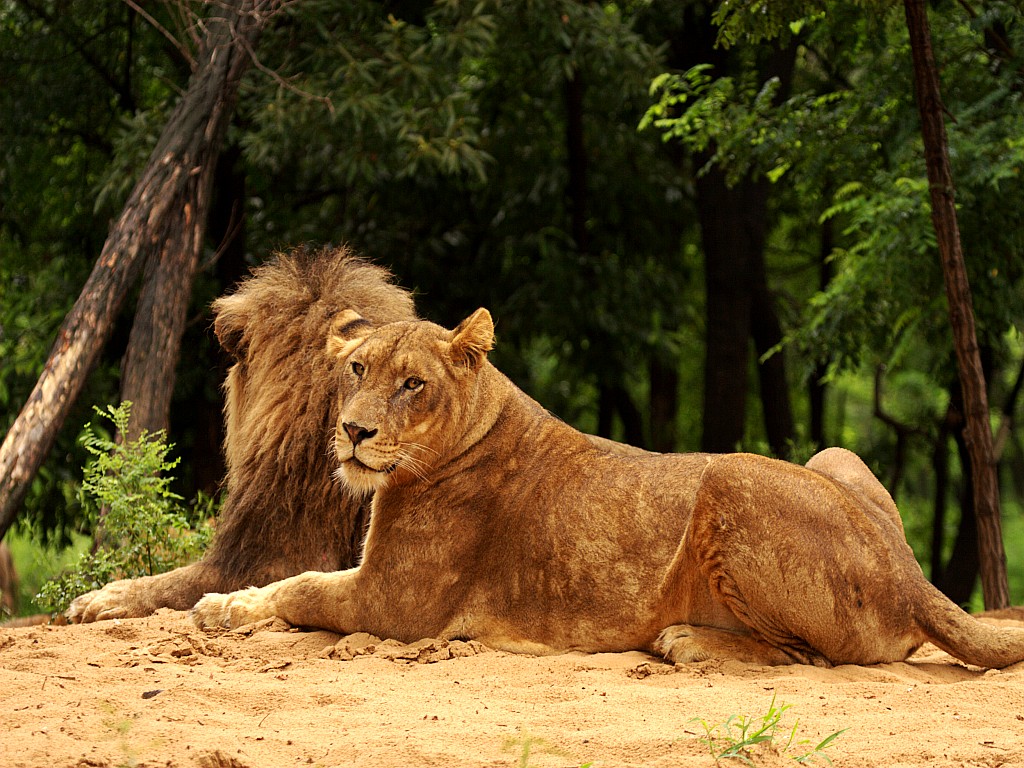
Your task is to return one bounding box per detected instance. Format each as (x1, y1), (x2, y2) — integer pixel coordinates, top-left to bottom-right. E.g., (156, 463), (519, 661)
(192, 569), (359, 631)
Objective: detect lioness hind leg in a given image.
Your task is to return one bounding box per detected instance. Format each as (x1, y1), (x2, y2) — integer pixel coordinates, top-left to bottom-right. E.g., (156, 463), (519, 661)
(654, 624), (813, 666)
(805, 447), (903, 532)
(681, 453), (926, 666)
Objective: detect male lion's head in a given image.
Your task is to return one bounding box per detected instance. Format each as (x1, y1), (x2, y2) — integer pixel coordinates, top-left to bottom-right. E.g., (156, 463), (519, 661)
(206, 245), (417, 579)
(327, 308), (495, 496)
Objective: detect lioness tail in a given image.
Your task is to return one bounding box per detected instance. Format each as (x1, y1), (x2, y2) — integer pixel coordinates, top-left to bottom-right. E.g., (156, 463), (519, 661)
(916, 581), (1024, 669)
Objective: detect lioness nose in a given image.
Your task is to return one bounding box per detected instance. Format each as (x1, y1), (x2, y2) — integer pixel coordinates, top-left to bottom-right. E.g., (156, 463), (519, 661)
(343, 422), (378, 445)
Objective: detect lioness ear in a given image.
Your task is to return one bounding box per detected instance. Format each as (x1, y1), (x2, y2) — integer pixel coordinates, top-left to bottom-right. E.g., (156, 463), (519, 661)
(449, 308), (494, 371)
(327, 309), (372, 359)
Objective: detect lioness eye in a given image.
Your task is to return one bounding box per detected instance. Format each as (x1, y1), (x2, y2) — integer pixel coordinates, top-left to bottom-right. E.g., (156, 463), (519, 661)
(404, 377), (424, 392)
(351, 362), (365, 377)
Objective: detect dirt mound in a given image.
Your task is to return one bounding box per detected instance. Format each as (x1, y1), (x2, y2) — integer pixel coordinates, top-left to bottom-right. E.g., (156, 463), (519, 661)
(3, 609), (1023, 767)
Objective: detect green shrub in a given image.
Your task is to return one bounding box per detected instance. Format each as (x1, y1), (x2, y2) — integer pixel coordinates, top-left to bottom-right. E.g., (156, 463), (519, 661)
(37, 402), (214, 613)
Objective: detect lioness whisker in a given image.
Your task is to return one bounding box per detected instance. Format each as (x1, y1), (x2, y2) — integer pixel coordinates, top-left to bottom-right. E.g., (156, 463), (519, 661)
(401, 441), (441, 457)
(396, 449), (434, 469)
(325, 435), (345, 462)
(396, 452), (432, 482)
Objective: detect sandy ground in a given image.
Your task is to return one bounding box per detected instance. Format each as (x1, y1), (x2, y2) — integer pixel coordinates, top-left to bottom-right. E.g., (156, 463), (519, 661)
(3, 610), (1024, 768)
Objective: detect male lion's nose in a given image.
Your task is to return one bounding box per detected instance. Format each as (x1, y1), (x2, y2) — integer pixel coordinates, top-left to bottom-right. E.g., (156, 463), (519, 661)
(343, 422), (378, 446)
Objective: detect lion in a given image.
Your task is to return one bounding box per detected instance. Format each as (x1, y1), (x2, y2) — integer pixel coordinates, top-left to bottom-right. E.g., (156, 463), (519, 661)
(191, 308), (1024, 668)
(66, 245), (418, 622)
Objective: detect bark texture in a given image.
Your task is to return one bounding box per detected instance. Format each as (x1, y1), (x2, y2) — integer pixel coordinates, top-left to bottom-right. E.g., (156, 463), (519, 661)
(120, 1), (271, 439)
(903, 0), (1008, 608)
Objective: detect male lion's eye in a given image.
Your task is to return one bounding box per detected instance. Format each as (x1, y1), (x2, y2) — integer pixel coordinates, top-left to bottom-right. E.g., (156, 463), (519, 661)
(351, 362), (365, 377)
(403, 377), (424, 392)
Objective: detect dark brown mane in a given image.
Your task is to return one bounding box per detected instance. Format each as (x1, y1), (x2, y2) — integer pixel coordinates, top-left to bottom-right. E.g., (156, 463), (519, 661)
(206, 245), (417, 587)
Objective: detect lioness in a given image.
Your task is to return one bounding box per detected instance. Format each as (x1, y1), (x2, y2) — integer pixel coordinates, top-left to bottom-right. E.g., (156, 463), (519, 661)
(193, 309), (1024, 668)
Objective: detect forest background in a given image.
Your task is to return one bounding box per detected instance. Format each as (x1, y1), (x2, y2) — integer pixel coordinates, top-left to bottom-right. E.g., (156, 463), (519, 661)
(1, 0), (1023, 616)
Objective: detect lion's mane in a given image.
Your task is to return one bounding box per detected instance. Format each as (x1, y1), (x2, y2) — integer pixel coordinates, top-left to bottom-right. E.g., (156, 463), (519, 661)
(207, 245), (417, 585)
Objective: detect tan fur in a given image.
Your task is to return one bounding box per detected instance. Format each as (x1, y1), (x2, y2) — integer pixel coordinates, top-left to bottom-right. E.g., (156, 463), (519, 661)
(193, 308), (1024, 669)
(67, 245), (417, 623)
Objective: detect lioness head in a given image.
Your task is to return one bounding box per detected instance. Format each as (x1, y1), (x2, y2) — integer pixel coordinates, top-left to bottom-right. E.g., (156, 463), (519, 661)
(327, 308), (495, 496)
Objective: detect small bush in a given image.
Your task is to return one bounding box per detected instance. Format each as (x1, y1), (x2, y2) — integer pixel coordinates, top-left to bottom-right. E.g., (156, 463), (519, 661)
(37, 402), (214, 613)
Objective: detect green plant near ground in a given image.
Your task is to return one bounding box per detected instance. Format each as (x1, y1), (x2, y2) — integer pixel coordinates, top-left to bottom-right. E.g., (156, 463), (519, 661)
(503, 730), (592, 768)
(36, 402), (214, 613)
(690, 694), (845, 766)
(99, 700), (140, 768)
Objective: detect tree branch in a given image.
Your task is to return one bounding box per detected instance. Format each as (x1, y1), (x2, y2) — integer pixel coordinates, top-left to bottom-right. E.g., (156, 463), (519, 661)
(122, 0), (197, 70)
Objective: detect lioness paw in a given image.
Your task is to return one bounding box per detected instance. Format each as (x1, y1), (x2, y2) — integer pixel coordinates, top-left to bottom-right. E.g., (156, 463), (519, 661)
(654, 625), (709, 663)
(191, 587), (274, 630)
(654, 624), (796, 666)
(66, 581), (133, 624)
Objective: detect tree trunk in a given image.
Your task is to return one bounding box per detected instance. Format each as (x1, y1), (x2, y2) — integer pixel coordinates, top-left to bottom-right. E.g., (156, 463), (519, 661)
(649, 355), (679, 453)
(903, 0), (1008, 608)
(184, 146), (249, 495)
(697, 166), (754, 453)
(751, 275), (795, 459)
(937, 426), (981, 605)
(0, 0), (277, 541)
(120, 212), (204, 439)
(119, 2), (271, 440)
(669, 11), (797, 457)
(809, 214), (835, 449)
(695, 167), (795, 455)
(931, 383), (983, 604)
(930, 403), (955, 586)
(564, 68), (590, 256)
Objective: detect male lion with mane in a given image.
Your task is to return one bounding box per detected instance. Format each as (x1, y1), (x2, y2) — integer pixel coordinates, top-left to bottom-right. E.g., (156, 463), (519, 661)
(193, 308), (1024, 668)
(68, 246), (417, 622)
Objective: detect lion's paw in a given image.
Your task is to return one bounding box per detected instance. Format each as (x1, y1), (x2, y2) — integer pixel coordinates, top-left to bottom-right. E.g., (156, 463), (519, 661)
(66, 580), (133, 624)
(191, 587), (274, 630)
(654, 625), (710, 663)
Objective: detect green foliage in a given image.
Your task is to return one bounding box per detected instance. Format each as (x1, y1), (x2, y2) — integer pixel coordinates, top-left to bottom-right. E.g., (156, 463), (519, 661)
(641, 64), (790, 184)
(37, 403), (213, 613)
(1, 0), (176, 537)
(2, 527), (89, 618)
(503, 729), (589, 768)
(691, 695), (845, 766)
(798, 176), (943, 375)
(711, 0), (891, 49)
(238, 0), (497, 246)
(643, 2), (1024, 399)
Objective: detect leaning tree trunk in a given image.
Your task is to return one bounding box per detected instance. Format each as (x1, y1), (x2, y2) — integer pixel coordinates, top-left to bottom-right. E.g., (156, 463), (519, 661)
(0, 0), (278, 541)
(120, 2), (274, 440)
(903, 0), (1009, 609)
